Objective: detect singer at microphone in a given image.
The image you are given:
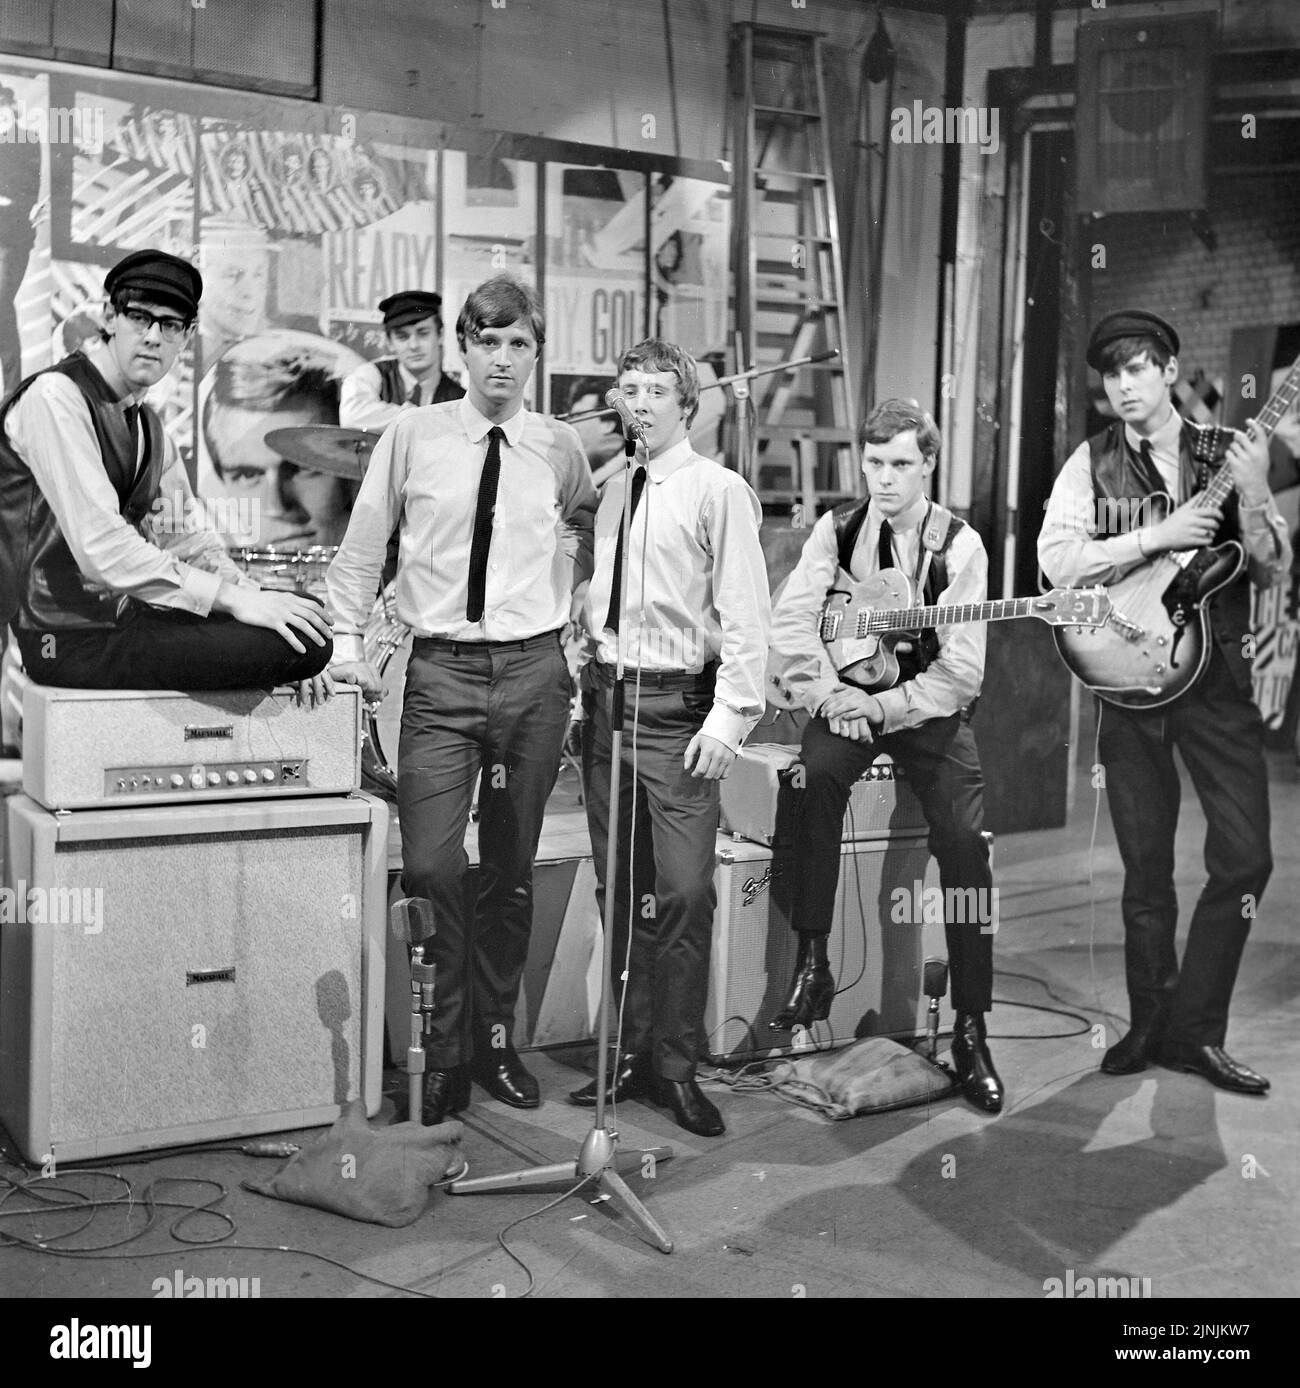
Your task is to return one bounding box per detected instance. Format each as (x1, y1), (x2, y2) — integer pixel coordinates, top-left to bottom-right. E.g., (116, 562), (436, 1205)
(605, 388), (647, 444)
(570, 339), (771, 1138)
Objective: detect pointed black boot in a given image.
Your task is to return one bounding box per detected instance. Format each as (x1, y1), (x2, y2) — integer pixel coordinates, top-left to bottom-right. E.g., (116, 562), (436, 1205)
(769, 933), (835, 1031)
(950, 1011), (1004, 1114)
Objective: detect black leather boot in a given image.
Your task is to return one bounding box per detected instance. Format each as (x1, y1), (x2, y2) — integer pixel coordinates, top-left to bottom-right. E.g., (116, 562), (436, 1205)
(1101, 1000), (1169, 1075)
(568, 1052), (652, 1107)
(950, 1011), (1004, 1113)
(769, 933), (834, 1031)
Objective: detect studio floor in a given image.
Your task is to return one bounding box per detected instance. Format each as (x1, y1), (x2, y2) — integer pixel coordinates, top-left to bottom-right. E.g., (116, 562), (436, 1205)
(1, 746), (1297, 1307)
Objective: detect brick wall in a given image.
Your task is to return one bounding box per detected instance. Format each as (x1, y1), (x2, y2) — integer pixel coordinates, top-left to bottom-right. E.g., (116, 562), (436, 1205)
(1087, 172), (1300, 385)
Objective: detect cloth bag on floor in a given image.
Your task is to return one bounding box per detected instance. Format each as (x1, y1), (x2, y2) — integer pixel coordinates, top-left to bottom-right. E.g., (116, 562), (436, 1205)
(243, 1098), (464, 1227)
(764, 1036), (957, 1119)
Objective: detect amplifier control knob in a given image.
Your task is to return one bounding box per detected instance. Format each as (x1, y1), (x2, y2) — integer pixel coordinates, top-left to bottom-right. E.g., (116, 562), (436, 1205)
(190, 769), (205, 789)
(244, 769), (259, 784)
(116, 779), (127, 792)
(170, 774), (185, 789)
(225, 770), (240, 785)
(140, 776), (152, 788)
(207, 771), (221, 787)
(262, 768), (276, 783)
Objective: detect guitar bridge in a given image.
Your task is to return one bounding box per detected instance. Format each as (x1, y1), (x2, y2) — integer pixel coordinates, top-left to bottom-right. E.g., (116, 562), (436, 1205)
(1105, 608), (1144, 643)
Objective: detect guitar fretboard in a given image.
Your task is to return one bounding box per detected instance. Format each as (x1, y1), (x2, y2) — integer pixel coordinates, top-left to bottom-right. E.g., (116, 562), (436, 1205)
(1194, 354), (1300, 512)
(852, 598), (1037, 639)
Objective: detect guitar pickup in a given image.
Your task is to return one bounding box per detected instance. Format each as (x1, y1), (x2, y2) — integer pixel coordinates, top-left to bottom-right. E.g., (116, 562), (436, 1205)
(1105, 609), (1144, 642)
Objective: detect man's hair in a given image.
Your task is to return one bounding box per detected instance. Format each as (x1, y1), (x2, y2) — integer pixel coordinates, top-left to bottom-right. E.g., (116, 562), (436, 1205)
(1095, 334), (1173, 375)
(202, 353), (338, 478)
(616, 338), (700, 425)
(860, 397), (941, 461)
(109, 289), (195, 328)
(456, 276), (545, 351)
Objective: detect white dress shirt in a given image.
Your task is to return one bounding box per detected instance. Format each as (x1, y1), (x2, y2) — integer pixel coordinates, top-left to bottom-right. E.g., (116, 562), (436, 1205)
(580, 436), (771, 750)
(4, 367), (251, 616)
(326, 395), (596, 660)
(771, 493), (987, 734)
(1039, 407), (1292, 589)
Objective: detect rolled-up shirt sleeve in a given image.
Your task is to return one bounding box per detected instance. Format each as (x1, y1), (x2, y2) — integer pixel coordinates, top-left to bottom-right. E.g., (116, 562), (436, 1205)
(8, 373), (234, 615)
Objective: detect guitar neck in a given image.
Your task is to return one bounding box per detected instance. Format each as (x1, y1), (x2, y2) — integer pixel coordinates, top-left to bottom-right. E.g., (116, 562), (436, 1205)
(1198, 353), (1300, 512)
(857, 597), (1038, 636)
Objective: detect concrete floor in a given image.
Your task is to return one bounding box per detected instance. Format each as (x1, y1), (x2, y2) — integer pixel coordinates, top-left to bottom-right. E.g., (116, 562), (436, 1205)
(1, 746), (1297, 1308)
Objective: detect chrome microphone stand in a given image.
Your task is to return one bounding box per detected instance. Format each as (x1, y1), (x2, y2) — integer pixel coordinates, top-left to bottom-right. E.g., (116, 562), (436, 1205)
(448, 426), (675, 1253)
(391, 898), (437, 1121)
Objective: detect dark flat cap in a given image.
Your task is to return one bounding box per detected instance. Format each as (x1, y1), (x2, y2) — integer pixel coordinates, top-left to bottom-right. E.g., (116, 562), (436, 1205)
(105, 250), (202, 318)
(379, 290), (443, 330)
(1086, 309), (1179, 370)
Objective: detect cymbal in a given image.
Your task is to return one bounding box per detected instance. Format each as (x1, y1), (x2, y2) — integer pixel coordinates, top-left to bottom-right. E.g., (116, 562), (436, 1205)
(264, 425), (379, 478)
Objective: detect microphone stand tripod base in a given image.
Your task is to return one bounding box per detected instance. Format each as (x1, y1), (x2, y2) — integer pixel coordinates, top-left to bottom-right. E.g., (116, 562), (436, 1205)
(447, 1131), (676, 1253)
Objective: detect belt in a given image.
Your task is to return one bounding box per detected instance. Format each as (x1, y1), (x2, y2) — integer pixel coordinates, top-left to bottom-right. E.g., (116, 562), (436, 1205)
(411, 628), (561, 656)
(592, 661), (717, 691)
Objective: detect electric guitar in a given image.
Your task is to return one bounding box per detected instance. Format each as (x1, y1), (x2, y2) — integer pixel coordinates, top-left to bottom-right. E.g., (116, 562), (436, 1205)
(1052, 354), (1300, 710)
(767, 568), (1113, 708)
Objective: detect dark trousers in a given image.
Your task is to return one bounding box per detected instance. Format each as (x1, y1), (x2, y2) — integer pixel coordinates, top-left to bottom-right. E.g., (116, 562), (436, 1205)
(1098, 647), (1272, 1049)
(16, 604), (332, 689)
(792, 712), (994, 1014)
(582, 670), (721, 1081)
(397, 631), (570, 1069)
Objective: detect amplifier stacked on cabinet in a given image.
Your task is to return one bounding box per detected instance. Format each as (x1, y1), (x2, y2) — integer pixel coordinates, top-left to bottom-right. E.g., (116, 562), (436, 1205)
(0, 683), (387, 1162)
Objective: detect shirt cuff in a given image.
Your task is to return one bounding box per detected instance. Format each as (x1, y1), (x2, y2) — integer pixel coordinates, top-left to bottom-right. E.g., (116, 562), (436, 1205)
(873, 687), (909, 735)
(701, 701), (749, 753)
(180, 567), (223, 617)
(331, 634), (366, 665)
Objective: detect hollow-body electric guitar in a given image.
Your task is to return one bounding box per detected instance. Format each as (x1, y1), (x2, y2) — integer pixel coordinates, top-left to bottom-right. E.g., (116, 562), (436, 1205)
(767, 567), (1112, 707)
(1052, 355), (1300, 710)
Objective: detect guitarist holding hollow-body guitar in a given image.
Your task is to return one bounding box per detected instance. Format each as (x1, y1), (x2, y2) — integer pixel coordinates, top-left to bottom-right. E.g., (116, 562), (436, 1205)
(1038, 309), (1291, 1095)
(770, 399), (1003, 1114)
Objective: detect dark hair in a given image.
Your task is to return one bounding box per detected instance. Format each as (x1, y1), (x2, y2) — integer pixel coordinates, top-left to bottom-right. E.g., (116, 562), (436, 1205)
(860, 397), (941, 461)
(202, 353), (338, 486)
(565, 374), (614, 416)
(456, 275), (545, 351)
(616, 338), (700, 425)
(110, 289), (195, 328)
(1095, 334), (1173, 375)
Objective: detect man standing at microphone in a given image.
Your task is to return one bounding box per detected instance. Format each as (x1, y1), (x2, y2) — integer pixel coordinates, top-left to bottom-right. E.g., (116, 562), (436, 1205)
(570, 339), (770, 1137)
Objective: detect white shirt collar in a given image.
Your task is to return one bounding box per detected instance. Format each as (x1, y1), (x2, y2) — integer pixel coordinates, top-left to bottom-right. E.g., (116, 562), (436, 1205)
(644, 434), (696, 482)
(868, 493), (930, 532)
(459, 395), (526, 447)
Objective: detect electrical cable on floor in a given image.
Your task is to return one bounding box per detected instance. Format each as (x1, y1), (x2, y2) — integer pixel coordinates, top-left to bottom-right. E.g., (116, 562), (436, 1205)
(0, 1153), (461, 1298)
(492, 1173), (598, 1299)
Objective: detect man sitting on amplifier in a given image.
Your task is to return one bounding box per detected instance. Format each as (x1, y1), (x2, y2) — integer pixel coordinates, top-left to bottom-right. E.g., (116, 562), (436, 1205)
(0, 249), (334, 693)
(769, 398), (1003, 1114)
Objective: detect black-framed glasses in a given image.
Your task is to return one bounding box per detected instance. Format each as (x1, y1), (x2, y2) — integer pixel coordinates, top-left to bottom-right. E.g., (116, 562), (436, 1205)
(119, 307), (191, 343)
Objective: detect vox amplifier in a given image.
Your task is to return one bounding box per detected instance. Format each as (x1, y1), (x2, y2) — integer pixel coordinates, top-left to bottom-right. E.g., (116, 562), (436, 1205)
(22, 684), (362, 810)
(0, 791), (388, 1162)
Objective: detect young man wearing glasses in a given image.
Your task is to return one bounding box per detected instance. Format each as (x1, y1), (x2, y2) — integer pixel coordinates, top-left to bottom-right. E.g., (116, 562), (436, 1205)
(0, 248), (334, 693)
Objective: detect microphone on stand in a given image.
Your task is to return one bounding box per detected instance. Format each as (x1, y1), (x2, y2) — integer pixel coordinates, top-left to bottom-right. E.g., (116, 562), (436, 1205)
(391, 897), (437, 1122)
(923, 956), (949, 1064)
(604, 389), (646, 443)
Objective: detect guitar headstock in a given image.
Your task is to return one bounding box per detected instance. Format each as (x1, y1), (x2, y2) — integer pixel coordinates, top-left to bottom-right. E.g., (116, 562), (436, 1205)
(1033, 588), (1113, 626)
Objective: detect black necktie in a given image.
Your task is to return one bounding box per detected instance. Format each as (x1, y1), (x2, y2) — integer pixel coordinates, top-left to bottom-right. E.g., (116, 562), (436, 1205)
(1135, 439), (1165, 497)
(408, 383), (422, 406)
(604, 465), (647, 634)
(876, 517), (894, 572)
(466, 426), (505, 622)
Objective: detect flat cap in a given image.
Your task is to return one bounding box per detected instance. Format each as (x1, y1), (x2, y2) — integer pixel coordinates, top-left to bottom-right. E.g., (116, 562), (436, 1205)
(105, 249), (202, 318)
(1086, 308), (1179, 370)
(379, 291), (443, 331)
